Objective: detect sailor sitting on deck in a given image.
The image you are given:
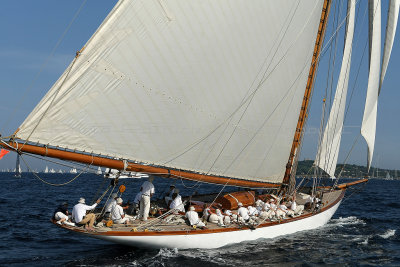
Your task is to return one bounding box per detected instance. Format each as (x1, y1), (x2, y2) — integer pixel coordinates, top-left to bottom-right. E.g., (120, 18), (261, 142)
(53, 202), (74, 226)
(111, 197), (132, 224)
(185, 206), (206, 228)
(255, 199), (264, 213)
(212, 209), (225, 226)
(72, 197), (101, 231)
(247, 205), (259, 217)
(277, 202), (294, 218)
(222, 209), (232, 225)
(104, 193), (118, 218)
(237, 202), (250, 224)
(169, 189), (185, 213)
(164, 185), (176, 205)
(288, 195), (304, 216)
(131, 191), (142, 216)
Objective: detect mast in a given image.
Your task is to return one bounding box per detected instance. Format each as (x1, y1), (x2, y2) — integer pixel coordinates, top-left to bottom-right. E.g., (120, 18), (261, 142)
(0, 140), (279, 188)
(283, 0), (332, 188)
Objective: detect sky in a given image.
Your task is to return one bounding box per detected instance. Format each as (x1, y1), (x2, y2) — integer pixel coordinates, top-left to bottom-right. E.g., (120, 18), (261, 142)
(0, 1), (399, 173)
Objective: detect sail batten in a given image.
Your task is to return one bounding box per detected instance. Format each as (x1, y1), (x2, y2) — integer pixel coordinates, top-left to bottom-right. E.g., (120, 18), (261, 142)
(17, 1), (325, 184)
(315, 0), (355, 178)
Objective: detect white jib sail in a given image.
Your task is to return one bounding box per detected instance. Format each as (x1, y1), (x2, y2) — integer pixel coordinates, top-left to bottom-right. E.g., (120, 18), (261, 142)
(361, 0), (381, 171)
(379, 0), (400, 94)
(17, 1), (324, 184)
(315, 0), (355, 178)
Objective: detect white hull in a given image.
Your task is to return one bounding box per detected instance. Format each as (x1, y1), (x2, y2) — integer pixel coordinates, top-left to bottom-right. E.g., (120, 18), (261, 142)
(91, 199), (342, 249)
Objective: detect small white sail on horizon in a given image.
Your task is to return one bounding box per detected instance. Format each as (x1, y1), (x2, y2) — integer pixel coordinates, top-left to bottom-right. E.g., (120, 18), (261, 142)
(96, 166), (102, 175)
(315, 0), (356, 178)
(44, 166), (49, 173)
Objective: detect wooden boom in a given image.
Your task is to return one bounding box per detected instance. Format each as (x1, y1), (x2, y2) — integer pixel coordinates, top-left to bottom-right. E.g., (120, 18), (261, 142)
(0, 140), (280, 189)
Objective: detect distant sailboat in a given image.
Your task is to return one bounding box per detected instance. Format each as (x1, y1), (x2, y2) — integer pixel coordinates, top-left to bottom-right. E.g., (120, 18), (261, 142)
(69, 168), (77, 174)
(96, 166), (102, 175)
(14, 155), (21, 178)
(44, 166), (49, 173)
(49, 168), (56, 174)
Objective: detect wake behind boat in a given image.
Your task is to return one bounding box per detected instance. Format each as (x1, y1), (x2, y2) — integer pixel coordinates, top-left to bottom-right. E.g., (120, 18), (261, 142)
(1, 0), (399, 249)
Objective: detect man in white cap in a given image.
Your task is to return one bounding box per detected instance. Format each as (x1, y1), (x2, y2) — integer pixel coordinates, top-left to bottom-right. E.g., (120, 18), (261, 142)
(111, 197), (130, 224)
(105, 192), (118, 213)
(185, 206), (205, 228)
(139, 176), (155, 221)
(237, 202), (250, 224)
(72, 197), (101, 231)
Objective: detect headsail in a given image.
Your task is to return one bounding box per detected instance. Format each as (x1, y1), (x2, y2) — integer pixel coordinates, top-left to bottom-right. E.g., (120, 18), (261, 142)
(315, 0), (355, 178)
(361, 0), (381, 171)
(15, 1), (325, 184)
(379, 0), (400, 94)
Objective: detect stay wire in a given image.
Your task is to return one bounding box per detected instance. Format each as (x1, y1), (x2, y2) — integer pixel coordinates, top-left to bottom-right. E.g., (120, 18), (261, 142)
(0, 0), (88, 134)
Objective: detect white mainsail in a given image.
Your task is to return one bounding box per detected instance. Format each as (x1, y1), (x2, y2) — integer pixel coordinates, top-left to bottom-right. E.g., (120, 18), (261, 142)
(315, 0), (355, 178)
(361, 0), (381, 171)
(16, 1), (324, 184)
(379, 0), (400, 94)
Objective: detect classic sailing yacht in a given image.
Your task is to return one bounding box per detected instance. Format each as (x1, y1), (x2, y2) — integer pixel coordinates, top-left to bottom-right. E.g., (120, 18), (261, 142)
(0, 0), (399, 248)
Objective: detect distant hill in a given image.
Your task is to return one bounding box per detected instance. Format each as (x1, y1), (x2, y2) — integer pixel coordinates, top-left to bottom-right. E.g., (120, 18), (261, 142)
(296, 160), (399, 179)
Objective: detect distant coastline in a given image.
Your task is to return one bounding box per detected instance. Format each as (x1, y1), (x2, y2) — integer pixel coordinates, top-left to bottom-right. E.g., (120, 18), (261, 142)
(297, 160), (400, 179)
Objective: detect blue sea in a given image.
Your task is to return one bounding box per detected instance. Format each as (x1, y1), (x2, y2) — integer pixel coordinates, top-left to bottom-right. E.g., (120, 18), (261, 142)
(0, 172), (399, 266)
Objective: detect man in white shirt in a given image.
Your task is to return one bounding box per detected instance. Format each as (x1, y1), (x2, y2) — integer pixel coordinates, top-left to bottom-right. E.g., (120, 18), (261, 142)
(72, 197), (100, 231)
(111, 197), (130, 224)
(169, 189), (185, 212)
(185, 206), (205, 228)
(105, 193), (118, 213)
(164, 185), (176, 205)
(139, 176), (155, 221)
(237, 202), (250, 223)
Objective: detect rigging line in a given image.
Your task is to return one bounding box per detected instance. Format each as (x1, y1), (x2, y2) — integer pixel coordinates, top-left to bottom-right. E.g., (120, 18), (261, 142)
(18, 153), (93, 186)
(333, 135), (361, 189)
(191, 0), (301, 175)
(19, 55), (80, 152)
(205, 1), (320, 175)
(331, 7), (369, 184)
(228, 59), (311, 176)
(14, 150), (99, 174)
(162, 1), (319, 166)
(320, 0), (343, 180)
(315, 0), (340, 174)
(0, 0), (88, 134)
(316, 1), (367, 179)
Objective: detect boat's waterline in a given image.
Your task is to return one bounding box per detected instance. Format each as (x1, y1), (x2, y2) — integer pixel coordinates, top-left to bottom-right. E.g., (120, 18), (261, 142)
(83, 197), (343, 249)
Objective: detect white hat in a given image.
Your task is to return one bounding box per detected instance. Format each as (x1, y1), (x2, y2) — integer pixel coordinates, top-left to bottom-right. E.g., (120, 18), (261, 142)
(116, 197), (123, 204)
(190, 206), (195, 211)
(238, 202), (243, 207)
(78, 197), (85, 204)
(112, 193), (118, 198)
(270, 198), (275, 202)
(225, 210), (232, 216)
